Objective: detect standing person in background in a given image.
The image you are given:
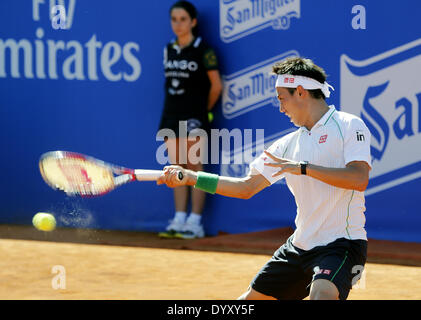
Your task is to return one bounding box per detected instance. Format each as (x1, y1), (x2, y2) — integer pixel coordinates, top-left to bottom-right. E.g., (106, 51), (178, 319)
(158, 1), (223, 239)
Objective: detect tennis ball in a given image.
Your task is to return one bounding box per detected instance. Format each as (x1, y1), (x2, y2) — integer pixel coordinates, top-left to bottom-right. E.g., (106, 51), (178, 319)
(208, 111), (214, 122)
(32, 212), (56, 232)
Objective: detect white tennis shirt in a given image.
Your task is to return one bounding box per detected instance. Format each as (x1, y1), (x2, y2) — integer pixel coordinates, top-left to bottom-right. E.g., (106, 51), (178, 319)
(250, 105), (372, 250)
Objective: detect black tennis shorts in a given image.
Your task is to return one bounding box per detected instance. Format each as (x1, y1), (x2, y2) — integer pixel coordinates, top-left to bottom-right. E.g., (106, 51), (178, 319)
(251, 236), (367, 300)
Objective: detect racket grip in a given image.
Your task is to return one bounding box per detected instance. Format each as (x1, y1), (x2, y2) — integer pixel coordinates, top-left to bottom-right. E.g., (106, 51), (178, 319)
(134, 169), (163, 181)
(134, 169), (183, 181)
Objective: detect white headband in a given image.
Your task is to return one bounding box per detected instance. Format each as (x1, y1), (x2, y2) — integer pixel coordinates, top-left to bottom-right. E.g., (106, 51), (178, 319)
(275, 74), (334, 98)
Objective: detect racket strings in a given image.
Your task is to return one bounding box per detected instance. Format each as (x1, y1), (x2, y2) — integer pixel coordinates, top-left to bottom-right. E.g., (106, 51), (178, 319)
(41, 157), (114, 196)
(58, 161), (98, 195)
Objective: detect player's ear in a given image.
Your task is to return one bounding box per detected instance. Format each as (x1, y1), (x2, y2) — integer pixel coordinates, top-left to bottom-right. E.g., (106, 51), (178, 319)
(296, 85), (305, 97)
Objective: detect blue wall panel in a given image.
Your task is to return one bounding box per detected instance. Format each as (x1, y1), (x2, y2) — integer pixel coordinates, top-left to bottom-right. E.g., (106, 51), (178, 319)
(1, 0), (420, 242)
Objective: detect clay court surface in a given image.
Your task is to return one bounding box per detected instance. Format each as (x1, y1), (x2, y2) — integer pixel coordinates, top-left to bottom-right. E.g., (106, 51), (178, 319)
(1, 225), (420, 300)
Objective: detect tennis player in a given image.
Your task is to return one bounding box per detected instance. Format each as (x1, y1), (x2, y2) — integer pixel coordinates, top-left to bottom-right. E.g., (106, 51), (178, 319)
(158, 1), (222, 239)
(157, 57), (371, 300)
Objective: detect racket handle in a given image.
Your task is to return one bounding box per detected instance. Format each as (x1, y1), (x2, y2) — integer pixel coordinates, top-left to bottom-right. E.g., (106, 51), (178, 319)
(134, 169), (184, 181)
(134, 169), (162, 181)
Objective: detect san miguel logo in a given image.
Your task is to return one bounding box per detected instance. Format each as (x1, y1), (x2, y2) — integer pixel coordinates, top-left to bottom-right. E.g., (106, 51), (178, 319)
(220, 0), (301, 43)
(340, 38), (421, 196)
(222, 50), (299, 119)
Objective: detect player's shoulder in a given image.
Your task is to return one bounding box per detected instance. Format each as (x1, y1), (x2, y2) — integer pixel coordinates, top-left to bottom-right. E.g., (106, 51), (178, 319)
(333, 108), (367, 129)
(268, 130), (298, 149)
(283, 129), (299, 140)
(333, 108), (370, 141)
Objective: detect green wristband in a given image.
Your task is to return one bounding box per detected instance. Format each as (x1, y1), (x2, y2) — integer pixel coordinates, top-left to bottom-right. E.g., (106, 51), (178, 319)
(194, 171), (219, 194)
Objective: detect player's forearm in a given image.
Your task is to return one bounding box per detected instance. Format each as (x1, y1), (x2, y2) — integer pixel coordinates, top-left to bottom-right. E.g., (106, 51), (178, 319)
(306, 163), (369, 192)
(185, 171), (257, 199)
(264, 152), (369, 192)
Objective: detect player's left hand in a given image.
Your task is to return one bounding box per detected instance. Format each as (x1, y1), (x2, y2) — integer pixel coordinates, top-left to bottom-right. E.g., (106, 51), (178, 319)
(263, 150), (301, 176)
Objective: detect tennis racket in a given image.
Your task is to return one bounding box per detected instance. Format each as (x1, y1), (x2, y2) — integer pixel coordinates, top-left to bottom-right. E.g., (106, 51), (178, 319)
(39, 151), (183, 197)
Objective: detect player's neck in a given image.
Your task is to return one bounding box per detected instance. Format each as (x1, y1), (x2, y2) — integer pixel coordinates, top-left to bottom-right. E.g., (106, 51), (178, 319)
(303, 100), (330, 131)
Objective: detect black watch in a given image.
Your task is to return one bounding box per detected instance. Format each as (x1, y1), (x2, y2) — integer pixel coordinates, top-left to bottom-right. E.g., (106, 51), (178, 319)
(299, 161), (309, 175)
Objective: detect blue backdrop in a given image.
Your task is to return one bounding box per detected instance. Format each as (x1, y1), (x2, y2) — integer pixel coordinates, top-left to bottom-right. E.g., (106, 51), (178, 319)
(1, 0), (420, 242)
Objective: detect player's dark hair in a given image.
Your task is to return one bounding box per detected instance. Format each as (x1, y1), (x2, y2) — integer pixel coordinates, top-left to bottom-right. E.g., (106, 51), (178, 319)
(170, 1), (199, 37)
(272, 57), (327, 100)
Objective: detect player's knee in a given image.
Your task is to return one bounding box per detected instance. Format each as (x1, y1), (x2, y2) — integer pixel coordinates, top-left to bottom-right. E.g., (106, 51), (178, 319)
(309, 279), (339, 300)
(310, 288), (338, 300)
(237, 287), (255, 300)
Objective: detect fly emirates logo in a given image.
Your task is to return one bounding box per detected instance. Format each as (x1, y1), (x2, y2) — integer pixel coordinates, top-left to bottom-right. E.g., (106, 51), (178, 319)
(0, 0), (141, 82)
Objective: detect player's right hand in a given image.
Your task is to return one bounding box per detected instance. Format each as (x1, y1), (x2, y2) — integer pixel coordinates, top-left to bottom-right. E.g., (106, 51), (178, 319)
(157, 165), (187, 188)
